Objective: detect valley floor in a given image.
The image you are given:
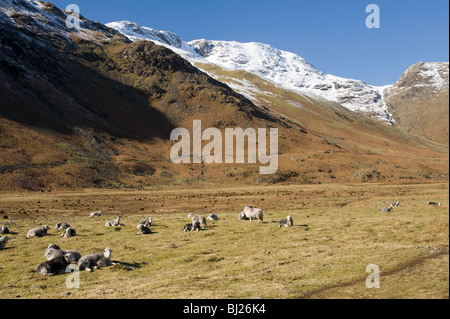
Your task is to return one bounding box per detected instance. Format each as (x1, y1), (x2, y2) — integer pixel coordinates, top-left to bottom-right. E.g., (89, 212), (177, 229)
(0, 183), (448, 299)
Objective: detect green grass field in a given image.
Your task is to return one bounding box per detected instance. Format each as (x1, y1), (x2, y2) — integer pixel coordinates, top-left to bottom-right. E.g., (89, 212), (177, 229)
(0, 183), (448, 299)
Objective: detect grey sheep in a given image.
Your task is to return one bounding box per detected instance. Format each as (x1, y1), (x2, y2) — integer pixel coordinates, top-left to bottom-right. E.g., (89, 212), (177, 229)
(78, 248), (113, 272)
(61, 227), (77, 238)
(428, 201), (441, 207)
(55, 222), (71, 230)
(0, 236), (10, 250)
(137, 224), (151, 235)
(44, 244), (81, 262)
(381, 206), (394, 213)
(207, 214), (219, 221)
(0, 226), (9, 234)
(391, 201), (400, 207)
(183, 221), (201, 232)
(37, 254), (77, 276)
(278, 216), (294, 228)
(90, 210), (103, 218)
(188, 213), (207, 228)
(138, 217), (152, 228)
(27, 225), (50, 238)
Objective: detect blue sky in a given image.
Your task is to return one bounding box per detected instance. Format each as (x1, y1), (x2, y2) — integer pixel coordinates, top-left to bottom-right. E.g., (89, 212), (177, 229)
(51, 0), (449, 86)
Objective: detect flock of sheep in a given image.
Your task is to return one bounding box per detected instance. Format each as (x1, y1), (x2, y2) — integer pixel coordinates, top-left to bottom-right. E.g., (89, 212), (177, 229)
(0, 200), (443, 276)
(0, 206), (295, 277)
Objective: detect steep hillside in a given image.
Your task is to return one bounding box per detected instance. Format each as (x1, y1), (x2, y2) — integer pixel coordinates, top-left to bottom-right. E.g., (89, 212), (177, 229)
(383, 62), (449, 144)
(0, 1), (448, 192)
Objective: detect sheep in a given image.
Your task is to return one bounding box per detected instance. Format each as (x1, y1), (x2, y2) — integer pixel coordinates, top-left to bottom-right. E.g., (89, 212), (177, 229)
(188, 213), (207, 228)
(381, 205), (394, 213)
(138, 217), (152, 228)
(44, 244), (81, 262)
(90, 210), (102, 218)
(243, 206), (264, 223)
(428, 201), (441, 207)
(183, 221), (201, 232)
(0, 236), (10, 250)
(37, 254), (78, 276)
(61, 227), (77, 238)
(78, 248), (113, 272)
(105, 216), (121, 227)
(391, 201), (400, 207)
(137, 224), (151, 235)
(278, 216), (294, 228)
(207, 214), (219, 221)
(0, 226), (9, 234)
(27, 225), (50, 238)
(55, 222), (71, 230)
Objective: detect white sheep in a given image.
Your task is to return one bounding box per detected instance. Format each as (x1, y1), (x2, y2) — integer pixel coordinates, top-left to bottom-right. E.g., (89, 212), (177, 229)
(0, 236), (10, 250)
(27, 225), (50, 238)
(278, 216), (294, 228)
(188, 213), (207, 228)
(183, 221), (201, 232)
(243, 206), (264, 223)
(381, 205), (394, 213)
(391, 201), (400, 207)
(105, 216), (121, 227)
(78, 248), (113, 272)
(138, 217), (152, 228)
(90, 210), (103, 218)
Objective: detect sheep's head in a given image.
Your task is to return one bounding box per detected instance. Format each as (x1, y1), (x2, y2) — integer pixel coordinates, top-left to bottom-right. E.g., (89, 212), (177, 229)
(64, 253), (77, 263)
(104, 248), (112, 259)
(1, 236), (10, 242)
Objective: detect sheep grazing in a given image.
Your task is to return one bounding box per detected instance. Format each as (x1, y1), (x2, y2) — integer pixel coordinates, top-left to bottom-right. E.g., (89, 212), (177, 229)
(37, 254), (77, 276)
(278, 216), (294, 228)
(183, 221), (201, 232)
(242, 206), (264, 223)
(428, 201), (441, 207)
(0, 236), (10, 250)
(0, 226), (9, 234)
(44, 244), (81, 262)
(381, 206), (394, 213)
(138, 217), (152, 228)
(90, 210), (103, 218)
(207, 214), (219, 221)
(188, 213), (207, 228)
(55, 222), (71, 230)
(78, 248), (113, 272)
(61, 227), (77, 238)
(137, 224), (151, 235)
(27, 225), (50, 238)
(105, 216), (121, 227)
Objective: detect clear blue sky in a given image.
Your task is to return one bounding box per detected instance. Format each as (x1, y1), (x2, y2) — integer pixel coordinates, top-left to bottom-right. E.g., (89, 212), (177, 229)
(51, 0), (449, 86)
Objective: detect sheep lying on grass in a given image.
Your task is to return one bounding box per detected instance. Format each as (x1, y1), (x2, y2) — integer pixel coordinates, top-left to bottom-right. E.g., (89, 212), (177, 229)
(137, 224), (151, 235)
(278, 216), (294, 228)
(55, 222), (71, 230)
(61, 227), (77, 238)
(207, 214), (219, 221)
(428, 201), (441, 207)
(138, 217), (152, 228)
(27, 225), (50, 238)
(0, 226), (9, 234)
(90, 210), (102, 218)
(44, 244), (82, 262)
(37, 254), (77, 276)
(78, 248), (113, 272)
(105, 216), (121, 227)
(0, 236), (10, 250)
(381, 206), (394, 213)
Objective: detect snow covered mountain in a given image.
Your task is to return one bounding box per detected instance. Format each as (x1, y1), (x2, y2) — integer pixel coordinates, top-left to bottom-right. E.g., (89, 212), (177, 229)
(107, 20), (394, 123)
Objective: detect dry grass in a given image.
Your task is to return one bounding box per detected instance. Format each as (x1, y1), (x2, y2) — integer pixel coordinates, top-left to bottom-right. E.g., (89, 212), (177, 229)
(0, 183), (448, 299)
